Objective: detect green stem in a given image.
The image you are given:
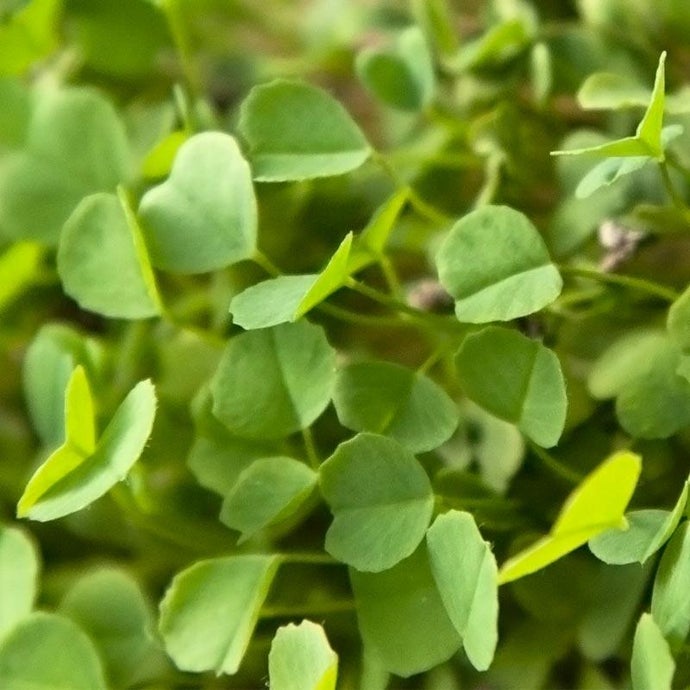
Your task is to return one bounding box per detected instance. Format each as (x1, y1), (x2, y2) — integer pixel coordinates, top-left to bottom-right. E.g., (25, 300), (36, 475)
(253, 249), (282, 277)
(559, 265), (680, 303)
(372, 151), (450, 225)
(161, 0), (202, 94)
(316, 302), (414, 328)
(261, 600), (356, 618)
(278, 552), (342, 566)
(527, 440), (583, 485)
(302, 427), (320, 469)
(378, 255), (403, 298)
(658, 160), (686, 212)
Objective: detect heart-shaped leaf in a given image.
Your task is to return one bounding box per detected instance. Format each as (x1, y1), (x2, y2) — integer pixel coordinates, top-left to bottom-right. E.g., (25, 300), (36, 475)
(436, 205), (562, 323)
(0, 87), (130, 244)
(159, 555), (279, 674)
(332, 361), (458, 453)
(350, 546), (462, 677)
(498, 451), (641, 584)
(356, 26), (435, 111)
(455, 326), (567, 448)
(238, 79), (371, 181)
(268, 620), (338, 690)
(0, 612), (107, 689)
(0, 524), (39, 640)
(139, 132), (257, 273)
(319, 433), (434, 572)
(426, 511), (499, 671)
(220, 457), (317, 542)
(211, 321), (336, 439)
(17, 366), (157, 521)
(58, 190), (162, 319)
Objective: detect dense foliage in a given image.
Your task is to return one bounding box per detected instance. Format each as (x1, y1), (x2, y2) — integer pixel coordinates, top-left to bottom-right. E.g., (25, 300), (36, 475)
(4, 0), (690, 688)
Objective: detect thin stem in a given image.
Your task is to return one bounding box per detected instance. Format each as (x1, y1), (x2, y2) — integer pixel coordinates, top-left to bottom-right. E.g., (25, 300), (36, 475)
(161, 0), (202, 94)
(261, 600), (356, 618)
(302, 427), (320, 469)
(417, 345), (446, 374)
(372, 151), (450, 226)
(559, 265), (680, 303)
(278, 552), (342, 566)
(346, 277), (430, 320)
(527, 440), (583, 485)
(316, 302), (414, 328)
(378, 255), (403, 298)
(658, 160), (686, 211)
(253, 249), (282, 277)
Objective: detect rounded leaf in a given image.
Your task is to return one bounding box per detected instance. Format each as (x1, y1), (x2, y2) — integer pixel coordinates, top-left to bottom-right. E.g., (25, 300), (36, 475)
(631, 614), (674, 690)
(319, 433), (434, 571)
(333, 361), (458, 453)
(211, 321), (336, 439)
(0, 612), (107, 689)
(455, 326), (567, 448)
(436, 205), (562, 323)
(268, 620), (338, 690)
(139, 132), (257, 273)
(238, 79), (371, 181)
(58, 192), (161, 319)
(159, 555), (279, 675)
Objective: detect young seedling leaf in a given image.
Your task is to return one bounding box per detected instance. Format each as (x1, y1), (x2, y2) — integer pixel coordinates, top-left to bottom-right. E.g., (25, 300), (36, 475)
(0, 612), (108, 690)
(320, 433), (434, 572)
(577, 72), (650, 111)
(220, 456), (317, 542)
(436, 205), (562, 323)
(589, 478), (689, 564)
(631, 613), (674, 690)
(58, 191), (162, 319)
(333, 361), (458, 453)
(211, 321), (336, 439)
(426, 511), (499, 671)
(455, 326), (567, 448)
(231, 233), (353, 329)
(60, 567), (163, 690)
(238, 79), (371, 181)
(17, 370), (156, 521)
(574, 156), (649, 199)
(356, 26), (436, 112)
(139, 132), (257, 273)
(159, 555), (279, 674)
(0, 87), (130, 244)
(651, 520), (690, 645)
(350, 546), (462, 677)
(352, 188), (409, 262)
(498, 451), (641, 584)
(0, 524), (39, 640)
(268, 620), (338, 690)
(141, 129), (188, 179)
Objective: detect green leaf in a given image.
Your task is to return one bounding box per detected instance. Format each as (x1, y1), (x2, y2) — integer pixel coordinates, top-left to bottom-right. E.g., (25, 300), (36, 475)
(0, 87), (131, 244)
(454, 326), (567, 448)
(58, 191), (162, 319)
(575, 156), (649, 199)
(0, 612), (108, 689)
(350, 546), (462, 677)
(498, 451), (641, 584)
(0, 524), (39, 640)
(668, 284), (690, 351)
(577, 72), (650, 111)
(651, 520), (690, 645)
(0, 0), (60, 77)
(60, 567), (164, 690)
(352, 188), (409, 261)
(18, 369), (157, 521)
(230, 233), (353, 329)
(211, 321), (336, 439)
(141, 129), (189, 179)
(139, 132), (257, 273)
(589, 330), (690, 439)
(589, 478), (689, 565)
(319, 433), (434, 572)
(0, 241), (41, 311)
(220, 457), (317, 542)
(436, 205), (562, 323)
(238, 79), (371, 181)
(631, 613), (674, 690)
(356, 26), (435, 112)
(159, 555), (279, 674)
(451, 19), (531, 72)
(332, 361), (458, 453)
(22, 323), (103, 448)
(426, 511), (499, 671)
(268, 620), (338, 690)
